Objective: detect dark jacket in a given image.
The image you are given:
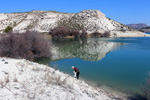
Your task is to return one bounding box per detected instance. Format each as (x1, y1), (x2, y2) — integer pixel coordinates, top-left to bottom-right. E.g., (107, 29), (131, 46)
(74, 67), (79, 72)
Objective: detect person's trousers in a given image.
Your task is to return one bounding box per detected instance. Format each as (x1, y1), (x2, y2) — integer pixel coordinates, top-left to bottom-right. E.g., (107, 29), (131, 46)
(76, 72), (80, 79)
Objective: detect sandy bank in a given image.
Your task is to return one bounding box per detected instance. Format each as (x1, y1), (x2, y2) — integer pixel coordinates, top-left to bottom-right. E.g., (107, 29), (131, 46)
(0, 57), (121, 100)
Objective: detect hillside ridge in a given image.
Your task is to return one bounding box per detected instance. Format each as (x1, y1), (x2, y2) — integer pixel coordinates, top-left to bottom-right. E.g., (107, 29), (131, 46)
(0, 10), (148, 37)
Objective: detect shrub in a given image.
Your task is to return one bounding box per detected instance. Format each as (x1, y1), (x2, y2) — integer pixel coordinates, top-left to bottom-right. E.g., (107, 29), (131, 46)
(80, 29), (88, 38)
(50, 27), (87, 39)
(103, 31), (111, 37)
(138, 29), (144, 32)
(0, 31), (51, 61)
(90, 31), (110, 38)
(90, 32), (102, 37)
(71, 30), (80, 39)
(4, 26), (13, 33)
(50, 27), (71, 39)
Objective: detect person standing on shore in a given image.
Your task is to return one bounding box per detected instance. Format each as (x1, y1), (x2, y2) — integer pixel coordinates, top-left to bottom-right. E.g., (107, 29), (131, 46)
(72, 66), (80, 79)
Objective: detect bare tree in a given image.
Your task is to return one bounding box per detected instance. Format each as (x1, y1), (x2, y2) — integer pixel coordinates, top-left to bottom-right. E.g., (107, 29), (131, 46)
(0, 31), (51, 61)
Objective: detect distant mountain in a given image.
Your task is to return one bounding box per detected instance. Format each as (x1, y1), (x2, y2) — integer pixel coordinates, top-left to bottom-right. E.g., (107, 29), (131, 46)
(126, 23), (148, 29)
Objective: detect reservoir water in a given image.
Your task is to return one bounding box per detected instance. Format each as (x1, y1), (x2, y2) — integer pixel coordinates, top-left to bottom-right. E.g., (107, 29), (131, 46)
(35, 34), (150, 97)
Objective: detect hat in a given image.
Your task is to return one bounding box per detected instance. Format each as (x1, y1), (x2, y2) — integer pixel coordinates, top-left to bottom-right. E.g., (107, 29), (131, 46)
(72, 66), (74, 69)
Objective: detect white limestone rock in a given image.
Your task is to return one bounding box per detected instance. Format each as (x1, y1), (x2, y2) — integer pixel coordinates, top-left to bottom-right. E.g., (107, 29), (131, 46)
(0, 10), (149, 37)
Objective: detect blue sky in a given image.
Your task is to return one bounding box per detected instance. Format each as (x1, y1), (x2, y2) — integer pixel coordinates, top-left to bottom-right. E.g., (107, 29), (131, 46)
(0, 0), (150, 25)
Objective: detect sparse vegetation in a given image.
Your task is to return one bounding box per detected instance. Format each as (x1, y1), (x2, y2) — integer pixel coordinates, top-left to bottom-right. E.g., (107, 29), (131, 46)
(57, 17), (84, 30)
(0, 74), (26, 97)
(0, 31), (51, 61)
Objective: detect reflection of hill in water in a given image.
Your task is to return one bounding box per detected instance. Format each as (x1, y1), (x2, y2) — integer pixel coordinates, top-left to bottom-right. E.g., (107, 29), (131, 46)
(51, 39), (121, 61)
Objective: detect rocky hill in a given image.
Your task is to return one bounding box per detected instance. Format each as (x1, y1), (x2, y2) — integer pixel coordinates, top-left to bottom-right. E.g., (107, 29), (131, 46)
(139, 26), (150, 32)
(0, 10), (148, 37)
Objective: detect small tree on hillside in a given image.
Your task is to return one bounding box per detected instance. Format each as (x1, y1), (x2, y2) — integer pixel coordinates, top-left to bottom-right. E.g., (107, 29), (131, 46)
(4, 26), (13, 33)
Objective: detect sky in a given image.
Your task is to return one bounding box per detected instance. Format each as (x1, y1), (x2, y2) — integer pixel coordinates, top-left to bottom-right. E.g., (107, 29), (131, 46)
(0, 0), (150, 25)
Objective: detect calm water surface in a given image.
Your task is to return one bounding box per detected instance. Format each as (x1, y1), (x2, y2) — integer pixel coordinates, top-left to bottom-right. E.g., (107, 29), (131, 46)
(146, 32), (150, 34)
(35, 36), (150, 96)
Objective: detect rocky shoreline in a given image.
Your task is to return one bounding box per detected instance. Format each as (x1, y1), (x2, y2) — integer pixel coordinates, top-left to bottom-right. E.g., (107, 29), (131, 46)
(0, 57), (123, 100)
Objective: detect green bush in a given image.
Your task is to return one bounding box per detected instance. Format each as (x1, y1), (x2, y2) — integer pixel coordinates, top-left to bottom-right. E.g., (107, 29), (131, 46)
(4, 26), (13, 33)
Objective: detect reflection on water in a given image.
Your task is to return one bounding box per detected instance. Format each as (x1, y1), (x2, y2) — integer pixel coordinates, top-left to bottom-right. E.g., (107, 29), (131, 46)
(51, 39), (121, 61)
(36, 38), (121, 64)
(35, 37), (150, 98)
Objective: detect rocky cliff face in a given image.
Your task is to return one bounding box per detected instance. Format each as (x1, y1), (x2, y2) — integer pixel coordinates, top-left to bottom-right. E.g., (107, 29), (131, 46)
(0, 10), (148, 37)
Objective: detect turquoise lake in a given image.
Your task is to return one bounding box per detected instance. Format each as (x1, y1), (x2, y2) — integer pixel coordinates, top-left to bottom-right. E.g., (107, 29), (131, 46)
(35, 33), (150, 97)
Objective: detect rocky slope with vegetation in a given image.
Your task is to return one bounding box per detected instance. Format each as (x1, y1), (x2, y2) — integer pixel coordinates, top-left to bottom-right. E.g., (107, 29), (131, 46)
(0, 10), (148, 37)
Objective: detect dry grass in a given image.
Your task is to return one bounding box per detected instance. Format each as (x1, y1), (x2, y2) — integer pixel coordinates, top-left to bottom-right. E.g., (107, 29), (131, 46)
(32, 66), (41, 71)
(13, 77), (18, 82)
(44, 66), (69, 87)
(55, 75), (62, 85)
(6, 74), (10, 83)
(46, 67), (52, 85)
(62, 77), (67, 85)
(0, 80), (4, 88)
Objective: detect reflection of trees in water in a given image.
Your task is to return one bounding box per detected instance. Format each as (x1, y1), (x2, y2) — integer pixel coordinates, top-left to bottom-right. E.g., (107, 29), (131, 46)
(35, 39), (121, 65)
(51, 38), (121, 61)
(52, 38), (87, 47)
(35, 38), (88, 65)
